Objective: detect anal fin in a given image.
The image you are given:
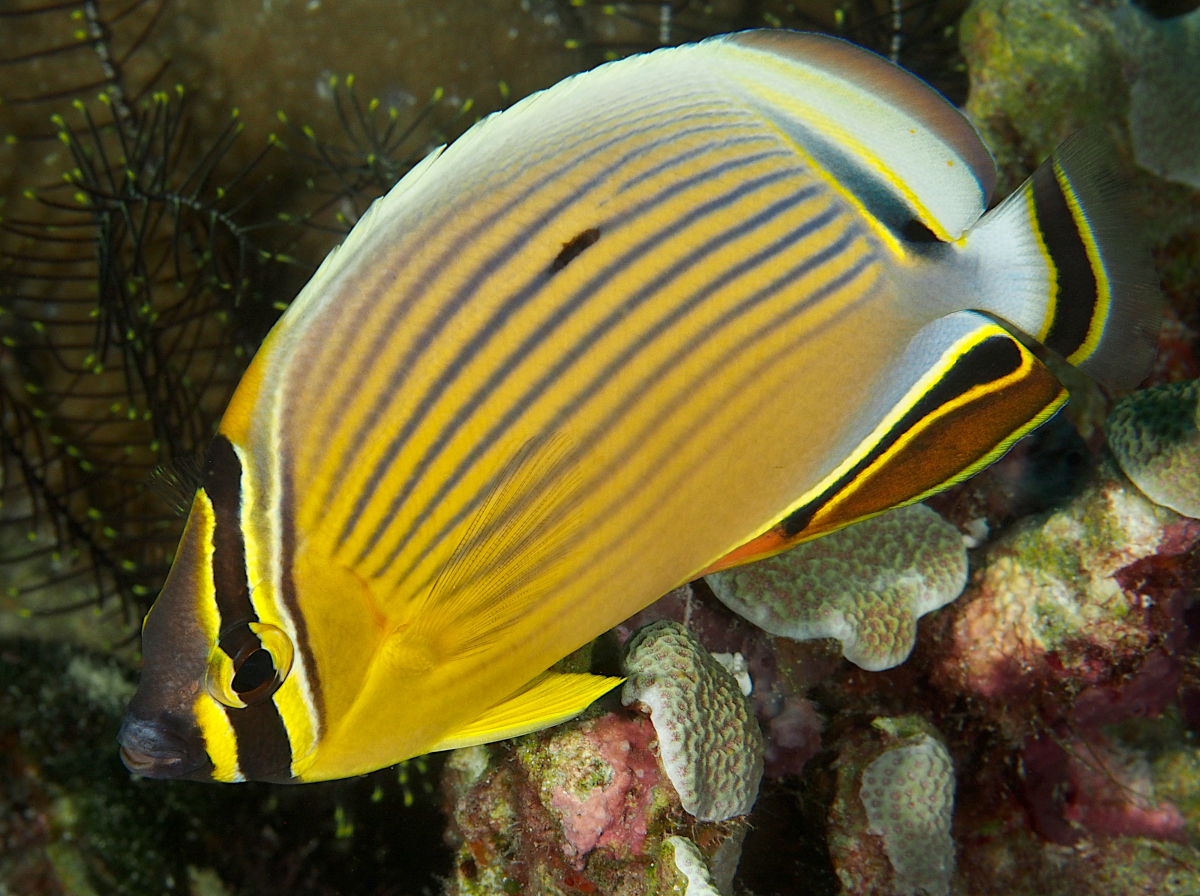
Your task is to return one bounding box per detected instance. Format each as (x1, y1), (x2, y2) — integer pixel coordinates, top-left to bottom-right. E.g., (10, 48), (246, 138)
(701, 310), (1067, 575)
(429, 671), (623, 752)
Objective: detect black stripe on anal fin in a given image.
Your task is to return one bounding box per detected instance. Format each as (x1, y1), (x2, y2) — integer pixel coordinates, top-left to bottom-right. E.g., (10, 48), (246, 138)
(549, 227), (601, 274)
(1032, 160), (1099, 362)
(783, 333), (1065, 541)
(203, 434), (295, 781)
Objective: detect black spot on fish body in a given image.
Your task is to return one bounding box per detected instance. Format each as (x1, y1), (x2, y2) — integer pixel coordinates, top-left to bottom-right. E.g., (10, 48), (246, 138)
(549, 228), (601, 273)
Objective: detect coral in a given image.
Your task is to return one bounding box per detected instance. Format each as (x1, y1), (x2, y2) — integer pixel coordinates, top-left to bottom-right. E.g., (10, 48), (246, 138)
(1107, 378), (1200, 518)
(828, 716), (957, 896)
(861, 724), (956, 896)
(934, 457), (1199, 716)
(622, 621), (764, 821)
(1116, 3), (1200, 190)
(959, 0), (1125, 183)
(523, 714), (663, 868)
(659, 836), (723, 896)
(707, 504), (968, 672)
(1020, 732), (1186, 846)
(443, 709), (751, 895)
(617, 584), (835, 779)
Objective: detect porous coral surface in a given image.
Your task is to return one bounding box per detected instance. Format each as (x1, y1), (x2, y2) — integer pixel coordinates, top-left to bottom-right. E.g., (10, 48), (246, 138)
(622, 621), (764, 821)
(707, 504), (968, 671)
(860, 731), (956, 896)
(1107, 378), (1200, 518)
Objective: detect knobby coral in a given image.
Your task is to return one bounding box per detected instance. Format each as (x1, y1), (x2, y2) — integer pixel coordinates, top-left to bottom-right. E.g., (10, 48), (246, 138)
(706, 504), (968, 671)
(622, 620), (764, 821)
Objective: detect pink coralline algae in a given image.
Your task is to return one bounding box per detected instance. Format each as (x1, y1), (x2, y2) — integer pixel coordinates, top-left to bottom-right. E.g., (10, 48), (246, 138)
(538, 714), (664, 867)
(706, 504), (968, 672)
(933, 457), (1200, 715)
(443, 713), (676, 895)
(1020, 732), (1187, 846)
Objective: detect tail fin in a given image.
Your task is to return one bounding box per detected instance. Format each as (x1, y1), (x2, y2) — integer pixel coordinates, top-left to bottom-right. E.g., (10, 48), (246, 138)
(961, 129), (1163, 391)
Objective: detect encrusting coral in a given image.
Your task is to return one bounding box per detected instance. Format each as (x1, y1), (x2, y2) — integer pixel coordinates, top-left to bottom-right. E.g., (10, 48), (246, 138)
(622, 621), (764, 822)
(658, 836), (724, 896)
(934, 456), (1199, 716)
(706, 504), (968, 672)
(828, 716), (957, 896)
(860, 726), (956, 896)
(1107, 377), (1200, 519)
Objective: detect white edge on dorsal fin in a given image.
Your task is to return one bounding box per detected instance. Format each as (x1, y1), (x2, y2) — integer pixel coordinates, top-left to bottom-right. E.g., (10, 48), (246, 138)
(279, 141), (446, 329)
(711, 30), (996, 240)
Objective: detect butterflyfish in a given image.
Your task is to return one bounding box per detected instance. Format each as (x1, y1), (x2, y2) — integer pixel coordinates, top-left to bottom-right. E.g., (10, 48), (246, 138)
(118, 30), (1162, 783)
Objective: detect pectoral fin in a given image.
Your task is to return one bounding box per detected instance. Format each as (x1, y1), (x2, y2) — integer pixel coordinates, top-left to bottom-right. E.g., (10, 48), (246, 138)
(413, 433), (584, 659)
(429, 671), (623, 752)
(702, 311), (1067, 574)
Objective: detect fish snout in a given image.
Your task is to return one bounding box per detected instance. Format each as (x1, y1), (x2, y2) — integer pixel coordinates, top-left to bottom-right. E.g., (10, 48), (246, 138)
(117, 714), (209, 779)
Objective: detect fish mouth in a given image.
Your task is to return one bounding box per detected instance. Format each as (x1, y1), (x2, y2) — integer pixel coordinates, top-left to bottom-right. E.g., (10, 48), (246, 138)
(117, 715), (209, 779)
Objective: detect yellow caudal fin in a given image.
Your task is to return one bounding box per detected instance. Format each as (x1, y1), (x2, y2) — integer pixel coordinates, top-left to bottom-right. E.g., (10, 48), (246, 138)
(411, 433), (584, 659)
(428, 671), (623, 752)
(962, 129), (1163, 391)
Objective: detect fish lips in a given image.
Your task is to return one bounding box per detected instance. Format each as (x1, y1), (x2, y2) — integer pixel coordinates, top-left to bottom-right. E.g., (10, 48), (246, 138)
(119, 540), (216, 780)
(117, 712), (213, 780)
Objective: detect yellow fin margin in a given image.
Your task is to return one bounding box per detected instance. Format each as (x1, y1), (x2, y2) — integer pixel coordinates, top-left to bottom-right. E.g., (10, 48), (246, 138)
(428, 671), (623, 752)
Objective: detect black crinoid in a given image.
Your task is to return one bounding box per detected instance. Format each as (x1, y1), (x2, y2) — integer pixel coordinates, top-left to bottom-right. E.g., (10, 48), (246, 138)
(0, 0), (289, 636)
(561, 0), (970, 104)
(274, 73), (473, 238)
(0, 2), (471, 641)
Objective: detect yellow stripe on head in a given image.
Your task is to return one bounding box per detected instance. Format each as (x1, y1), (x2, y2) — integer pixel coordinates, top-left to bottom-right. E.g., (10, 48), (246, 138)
(195, 694), (244, 782)
(191, 490), (220, 644)
(184, 489), (247, 780)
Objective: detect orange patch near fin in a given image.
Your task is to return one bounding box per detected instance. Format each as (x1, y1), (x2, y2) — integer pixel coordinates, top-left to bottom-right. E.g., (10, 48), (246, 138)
(700, 326), (1067, 578)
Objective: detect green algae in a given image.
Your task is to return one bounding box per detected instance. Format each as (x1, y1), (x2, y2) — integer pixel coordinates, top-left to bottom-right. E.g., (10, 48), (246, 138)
(960, 0), (1127, 187)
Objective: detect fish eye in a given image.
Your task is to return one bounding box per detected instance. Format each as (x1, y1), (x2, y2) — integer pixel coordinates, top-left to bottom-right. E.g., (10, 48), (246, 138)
(205, 622), (294, 709)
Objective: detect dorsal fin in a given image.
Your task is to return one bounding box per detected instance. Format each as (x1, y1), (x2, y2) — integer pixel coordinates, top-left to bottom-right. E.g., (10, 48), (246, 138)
(409, 433), (584, 660)
(146, 454), (204, 516)
(710, 30), (996, 241)
(428, 670), (623, 752)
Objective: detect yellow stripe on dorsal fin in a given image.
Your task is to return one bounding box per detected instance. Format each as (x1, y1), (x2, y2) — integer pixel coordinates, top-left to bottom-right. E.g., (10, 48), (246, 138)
(712, 30), (996, 242)
(428, 671), (623, 752)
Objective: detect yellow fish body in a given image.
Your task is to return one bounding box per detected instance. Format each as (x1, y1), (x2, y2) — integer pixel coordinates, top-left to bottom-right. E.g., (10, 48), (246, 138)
(119, 30), (1161, 783)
